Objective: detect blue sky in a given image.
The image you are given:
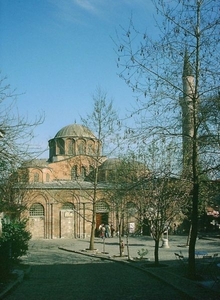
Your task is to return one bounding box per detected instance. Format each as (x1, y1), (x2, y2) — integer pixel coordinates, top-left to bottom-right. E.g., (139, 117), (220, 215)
(0, 0), (157, 157)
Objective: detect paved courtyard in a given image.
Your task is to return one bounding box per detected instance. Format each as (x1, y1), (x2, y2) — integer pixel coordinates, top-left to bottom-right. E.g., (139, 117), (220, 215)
(3, 242), (187, 300)
(2, 235), (220, 299)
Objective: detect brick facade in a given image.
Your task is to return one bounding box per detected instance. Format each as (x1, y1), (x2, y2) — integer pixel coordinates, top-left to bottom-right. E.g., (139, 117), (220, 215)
(21, 124), (137, 239)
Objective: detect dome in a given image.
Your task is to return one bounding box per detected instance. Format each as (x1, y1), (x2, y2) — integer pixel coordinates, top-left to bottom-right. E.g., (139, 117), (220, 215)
(55, 124), (96, 139)
(99, 158), (148, 183)
(100, 158), (147, 171)
(100, 158), (122, 170)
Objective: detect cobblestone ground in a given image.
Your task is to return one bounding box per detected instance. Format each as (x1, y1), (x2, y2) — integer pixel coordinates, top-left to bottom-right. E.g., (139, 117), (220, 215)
(4, 242), (189, 300)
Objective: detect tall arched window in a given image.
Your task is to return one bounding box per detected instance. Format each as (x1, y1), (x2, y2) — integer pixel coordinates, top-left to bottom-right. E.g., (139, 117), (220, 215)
(78, 140), (86, 155)
(66, 139), (73, 155)
(46, 173), (50, 182)
(34, 173), (39, 182)
(71, 166), (77, 180)
(81, 166), (86, 179)
(87, 140), (95, 155)
(30, 203), (44, 217)
(66, 139), (75, 155)
(57, 138), (65, 155)
(49, 139), (56, 158)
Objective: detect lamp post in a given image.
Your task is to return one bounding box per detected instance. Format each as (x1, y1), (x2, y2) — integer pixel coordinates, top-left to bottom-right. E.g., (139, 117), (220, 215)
(161, 225), (170, 248)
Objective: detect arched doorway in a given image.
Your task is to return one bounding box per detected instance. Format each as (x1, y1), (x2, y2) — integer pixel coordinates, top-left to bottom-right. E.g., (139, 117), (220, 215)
(60, 202), (75, 238)
(29, 203), (45, 239)
(95, 201), (109, 236)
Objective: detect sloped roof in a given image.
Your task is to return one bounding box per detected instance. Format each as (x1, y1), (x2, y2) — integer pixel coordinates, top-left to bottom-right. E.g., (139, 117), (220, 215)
(22, 159), (49, 168)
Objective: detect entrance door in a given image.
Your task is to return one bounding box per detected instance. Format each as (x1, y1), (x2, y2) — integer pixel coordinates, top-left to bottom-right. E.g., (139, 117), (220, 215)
(96, 213), (102, 230)
(29, 217), (45, 239)
(60, 210), (74, 238)
(96, 213), (108, 236)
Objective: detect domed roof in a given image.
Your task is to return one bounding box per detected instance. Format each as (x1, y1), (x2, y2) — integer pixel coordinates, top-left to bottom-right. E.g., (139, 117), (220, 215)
(100, 158), (122, 170)
(100, 158), (148, 171)
(55, 124), (96, 139)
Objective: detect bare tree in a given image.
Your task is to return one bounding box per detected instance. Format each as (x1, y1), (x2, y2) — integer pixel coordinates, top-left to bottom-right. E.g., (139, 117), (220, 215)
(81, 88), (120, 250)
(107, 156), (148, 257)
(127, 141), (188, 265)
(0, 75), (44, 219)
(115, 0), (220, 278)
(144, 175), (187, 265)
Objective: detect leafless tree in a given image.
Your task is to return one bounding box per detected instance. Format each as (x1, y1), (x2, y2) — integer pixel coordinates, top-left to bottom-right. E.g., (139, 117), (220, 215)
(81, 88), (121, 250)
(107, 156), (148, 257)
(129, 141), (188, 265)
(0, 75), (44, 219)
(115, 0), (220, 278)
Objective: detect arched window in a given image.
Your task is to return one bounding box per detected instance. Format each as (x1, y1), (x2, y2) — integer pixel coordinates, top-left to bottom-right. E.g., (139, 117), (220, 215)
(71, 166), (77, 180)
(78, 140), (86, 155)
(46, 173), (50, 182)
(96, 201), (109, 213)
(30, 203), (44, 217)
(62, 202), (74, 210)
(57, 138), (65, 155)
(49, 139), (56, 158)
(87, 140), (95, 155)
(66, 139), (75, 155)
(81, 166), (86, 179)
(34, 173), (39, 182)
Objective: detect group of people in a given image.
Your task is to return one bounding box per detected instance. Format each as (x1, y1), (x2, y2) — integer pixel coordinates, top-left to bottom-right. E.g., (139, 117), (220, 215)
(98, 224), (115, 238)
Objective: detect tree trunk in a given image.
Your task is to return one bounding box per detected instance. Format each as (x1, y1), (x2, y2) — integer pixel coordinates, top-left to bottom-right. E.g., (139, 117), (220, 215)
(186, 224), (192, 247)
(126, 232), (130, 260)
(154, 239), (160, 266)
(89, 176), (98, 250)
(118, 223), (123, 257)
(188, 182), (199, 279)
(89, 200), (96, 250)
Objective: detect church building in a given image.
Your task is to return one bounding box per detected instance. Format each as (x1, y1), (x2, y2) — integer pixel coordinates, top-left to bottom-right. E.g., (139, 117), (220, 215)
(20, 124), (138, 239)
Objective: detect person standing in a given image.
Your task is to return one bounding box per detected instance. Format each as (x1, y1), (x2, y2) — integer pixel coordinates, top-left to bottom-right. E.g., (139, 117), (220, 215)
(105, 224), (110, 238)
(110, 224), (115, 237)
(101, 224), (106, 238)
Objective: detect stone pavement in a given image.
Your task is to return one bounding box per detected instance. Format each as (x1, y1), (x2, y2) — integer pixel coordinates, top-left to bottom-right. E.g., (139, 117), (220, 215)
(1, 235), (220, 299)
(57, 234), (219, 262)
(57, 234), (220, 300)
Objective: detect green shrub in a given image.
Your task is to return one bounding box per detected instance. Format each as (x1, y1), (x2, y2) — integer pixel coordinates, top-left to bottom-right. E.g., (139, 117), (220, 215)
(137, 248), (148, 259)
(0, 219), (31, 279)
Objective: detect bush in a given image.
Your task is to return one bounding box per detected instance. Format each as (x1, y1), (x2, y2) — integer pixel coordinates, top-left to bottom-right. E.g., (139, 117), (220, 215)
(0, 219), (31, 279)
(137, 248), (148, 259)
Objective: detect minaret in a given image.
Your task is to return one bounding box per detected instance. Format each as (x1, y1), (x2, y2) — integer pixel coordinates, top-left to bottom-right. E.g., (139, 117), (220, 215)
(180, 51), (195, 176)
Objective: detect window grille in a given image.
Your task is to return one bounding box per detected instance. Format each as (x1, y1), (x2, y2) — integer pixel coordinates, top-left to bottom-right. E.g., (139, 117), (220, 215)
(96, 201), (109, 213)
(30, 203), (44, 216)
(62, 202), (74, 210)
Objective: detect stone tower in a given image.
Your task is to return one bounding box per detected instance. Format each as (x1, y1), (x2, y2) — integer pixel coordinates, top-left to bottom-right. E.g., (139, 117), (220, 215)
(180, 51), (195, 176)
